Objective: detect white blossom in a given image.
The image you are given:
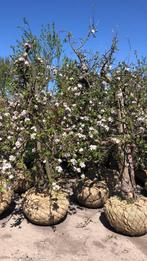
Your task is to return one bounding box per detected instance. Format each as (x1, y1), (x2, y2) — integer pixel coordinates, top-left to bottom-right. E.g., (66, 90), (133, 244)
(73, 87), (78, 91)
(52, 182), (60, 191)
(9, 174), (14, 180)
(21, 110), (27, 116)
(77, 83), (82, 88)
(12, 115), (18, 120)
(55, 166), (63, 173)
(24, 43), (32, 49)
(104, 125), (109, 131)
(4, 113), (10, 117)
(62, 132), (67, 137)
(138, 117), (144, 122)
(70, 159), (77, 166)
(131, 100), (137, 104)
(89, 127), (95, 131)
(31, 126), (37, 132)
(91, 28), (96, 34)
(23, 52), (28, 58)
(54, 138), (60, 143)
(74, 167), (81, 173)
(79, 162), (86, 168)
(30, 133), (37, 140)
(24, 117), (30, 122)
(64, 153), (70, 158)
(18, 57), (25, 62)
(24, 60), (30, 66)
(15, 140), (21, 148)
(81, 174), (85, 179)
(9, 155), (16, 162)
(2, 162), (12, 171)
(75, 92), (81, 96)
(116, 90), (123, 99)
(77, 133), (86, 139)
(108, 117), (113, 122)
(89, 133), (94, 138)
(111, 137), (121, 144)
(37, 57), (43, 63)
(89, 145), (97, 151)
(79, 148), (84, 153)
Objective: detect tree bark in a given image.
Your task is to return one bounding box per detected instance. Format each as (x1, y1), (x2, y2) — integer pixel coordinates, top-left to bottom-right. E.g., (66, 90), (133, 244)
(116, 89), (136, 199)
(120, 144), (136, 199)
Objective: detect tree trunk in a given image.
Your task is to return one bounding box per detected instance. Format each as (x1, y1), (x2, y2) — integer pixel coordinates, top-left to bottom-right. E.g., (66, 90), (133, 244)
(120, 144), (136, 199)
(116, 89), (136, 199)
(45, 156), (52, 184)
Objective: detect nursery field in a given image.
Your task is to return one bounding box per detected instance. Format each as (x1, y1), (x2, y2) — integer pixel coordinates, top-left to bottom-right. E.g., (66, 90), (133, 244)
(0, 202), (147, 261)
(1, 0), (147, 259)
(0, 21), (147, 261)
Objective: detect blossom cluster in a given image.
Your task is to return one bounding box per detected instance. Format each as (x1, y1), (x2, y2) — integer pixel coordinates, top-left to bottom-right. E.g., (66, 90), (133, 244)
(0, 37), (147, 192)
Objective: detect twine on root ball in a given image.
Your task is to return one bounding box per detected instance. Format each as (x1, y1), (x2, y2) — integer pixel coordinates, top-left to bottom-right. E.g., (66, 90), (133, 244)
(75, 179), (109, 208)
(22, 188), (69, 225)
(104, 196), (147, 236)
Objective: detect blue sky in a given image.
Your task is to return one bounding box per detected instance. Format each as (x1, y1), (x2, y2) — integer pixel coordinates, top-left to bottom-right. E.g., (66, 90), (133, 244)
(0, 0), (147, 63)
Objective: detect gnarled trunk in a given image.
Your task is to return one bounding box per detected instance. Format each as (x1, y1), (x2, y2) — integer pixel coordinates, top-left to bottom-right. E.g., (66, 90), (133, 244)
(116, 89), (136, 199)
(119, 144), (136, 199)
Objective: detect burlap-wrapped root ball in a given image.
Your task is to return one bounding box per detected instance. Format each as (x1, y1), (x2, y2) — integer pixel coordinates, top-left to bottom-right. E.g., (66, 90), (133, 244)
(22, 188), (69, 225)
(0, 180), (13, 215)
(104, 196), (147, 236)
(75, 179), (109, 208)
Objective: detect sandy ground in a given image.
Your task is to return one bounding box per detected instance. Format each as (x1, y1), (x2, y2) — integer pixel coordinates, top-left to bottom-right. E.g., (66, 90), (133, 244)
(0, 201), (147, 261)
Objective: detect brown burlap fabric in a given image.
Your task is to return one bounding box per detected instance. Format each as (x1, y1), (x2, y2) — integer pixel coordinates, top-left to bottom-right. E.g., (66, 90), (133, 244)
(22, 188), (69, 225)
(0, 180), (13, 215)
(75, 179), (109, 208)
(104, 196), (147, 236)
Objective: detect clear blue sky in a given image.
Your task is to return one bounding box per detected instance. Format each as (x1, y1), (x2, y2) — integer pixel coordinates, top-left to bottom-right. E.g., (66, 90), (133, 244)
(1, 0), (147, 63)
